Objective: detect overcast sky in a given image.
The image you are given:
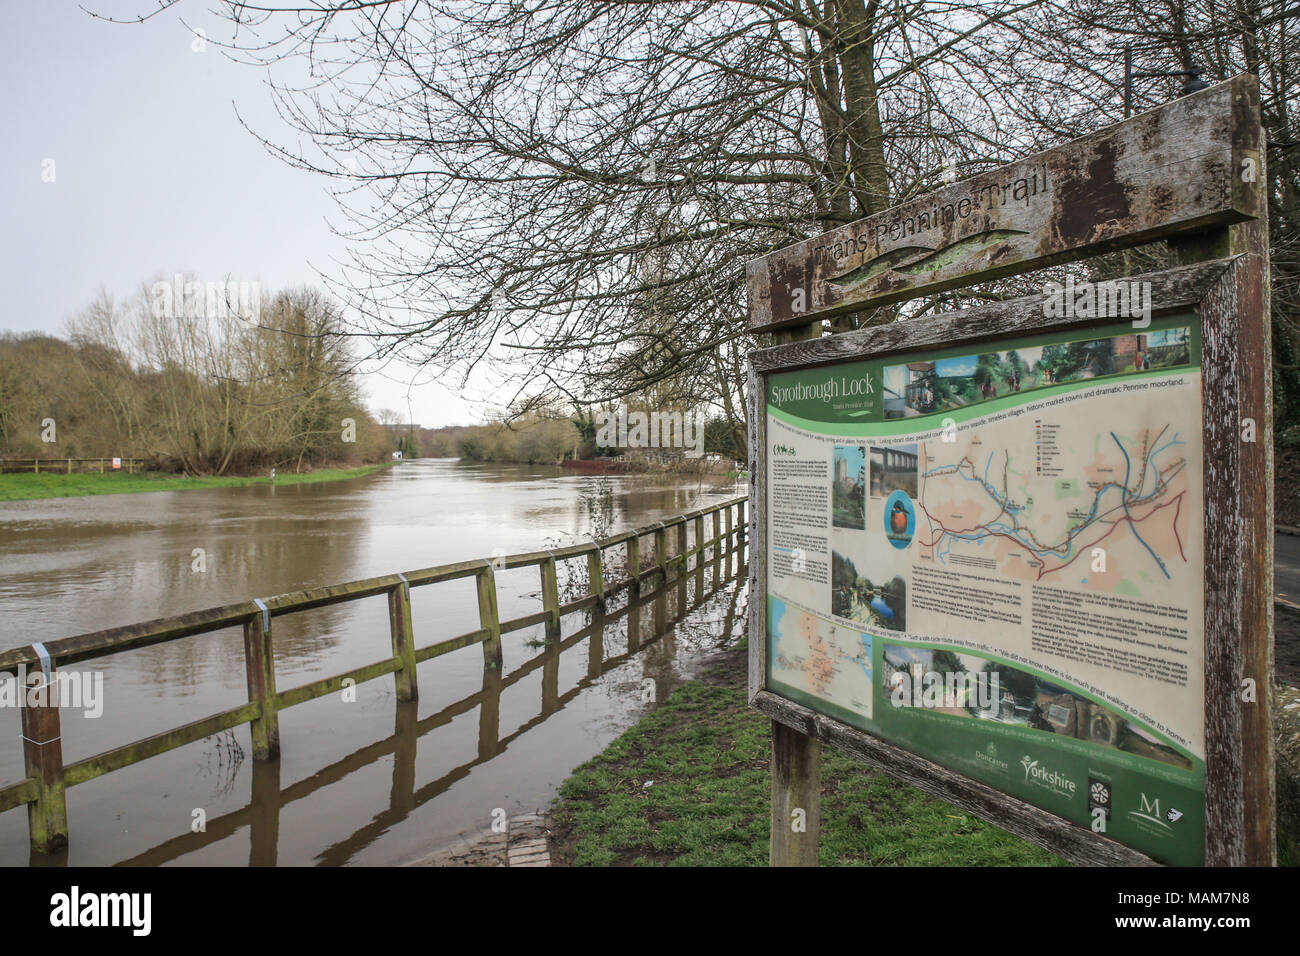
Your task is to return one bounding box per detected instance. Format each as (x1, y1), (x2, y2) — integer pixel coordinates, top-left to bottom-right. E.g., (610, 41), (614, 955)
(0, 3), (476, 428)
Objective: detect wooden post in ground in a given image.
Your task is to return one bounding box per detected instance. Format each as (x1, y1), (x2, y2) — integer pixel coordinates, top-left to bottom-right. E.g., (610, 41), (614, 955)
(20, 658), (68, 855)
(712, 508), (722, 577)
(387, 577), (418, 701)
(391, 700), (417, 816)
(1168, 171), (1276, 865)
(541, 642), (560, 716)
(767, 319), (823, 867)
(654, 523), (668, 586)
(478, 668), (503, 761)
(248, 754), (281, 867)
(540, 554), (561, 642)
(586, 614), (605, 679)
(770, 720), (822, 866)
(627, 534), (641, 597)
(675, 520), (688, 579)
(477, 565), (504, 670)
(587, 546), (605, 612)
(243, 605), (280, 760)
(722, 502), (733, 574)
(693, 513), (706, 596)
(627, 595), (641, 653)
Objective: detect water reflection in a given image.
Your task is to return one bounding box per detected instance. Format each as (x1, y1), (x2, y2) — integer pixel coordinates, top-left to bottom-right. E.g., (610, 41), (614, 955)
(97, 551), (747, 867)
(0, 461), (745, 865)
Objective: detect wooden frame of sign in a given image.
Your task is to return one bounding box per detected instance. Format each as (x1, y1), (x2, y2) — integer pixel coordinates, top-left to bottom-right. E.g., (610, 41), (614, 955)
(745, 75), (1274, 867)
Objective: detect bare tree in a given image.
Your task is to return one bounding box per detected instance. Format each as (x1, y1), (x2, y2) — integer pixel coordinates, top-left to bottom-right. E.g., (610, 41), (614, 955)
(113, 0), (1049, 441)
(978, 0), (1300, 439)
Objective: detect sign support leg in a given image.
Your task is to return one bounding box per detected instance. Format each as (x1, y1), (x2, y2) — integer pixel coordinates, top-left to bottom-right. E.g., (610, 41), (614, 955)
(770, 720), (821, 866)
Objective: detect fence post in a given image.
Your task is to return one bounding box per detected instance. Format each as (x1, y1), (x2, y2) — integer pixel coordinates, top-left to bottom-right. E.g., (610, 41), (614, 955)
(711, 508), (722, 576)
(477, 565), (503, 669)
(248, 756), (281, 867)
(540, 554), (561, 642)
(243, 604), (280, 760)
(586, 613), (605, 679)
(627, 534), (641, 597)
(477, 668), (503, 761)
(20, 652), (69, 855)
(654, 522), (668, 585)
(33, 459), (38, 474)
(586, 546), (605, 612)
(736, 498), (747, 555)
(693, 512), (706, 594)
(387, 576), (418, 701)
(67, 459), (71, 475)
(675, 520), (688, 577)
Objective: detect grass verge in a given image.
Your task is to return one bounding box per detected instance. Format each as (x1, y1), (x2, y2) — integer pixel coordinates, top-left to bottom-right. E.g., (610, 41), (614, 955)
(549, 643), (1067, 867)
(0, 463), (392, 502)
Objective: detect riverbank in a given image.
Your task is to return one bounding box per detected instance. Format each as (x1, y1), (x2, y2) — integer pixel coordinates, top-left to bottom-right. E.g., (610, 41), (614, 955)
(560, 457), (734, 476)
(546, 641), (1065, 866)
(0, 462), (393, 502)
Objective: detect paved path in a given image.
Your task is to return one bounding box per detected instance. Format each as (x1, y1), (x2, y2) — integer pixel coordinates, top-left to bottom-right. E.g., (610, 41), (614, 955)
(405, 814), (551, 868)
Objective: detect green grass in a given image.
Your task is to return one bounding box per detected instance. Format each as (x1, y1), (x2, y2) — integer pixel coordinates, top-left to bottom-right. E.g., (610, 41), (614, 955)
(0, 463), (392, 502)
(549, 647), (1067, 867)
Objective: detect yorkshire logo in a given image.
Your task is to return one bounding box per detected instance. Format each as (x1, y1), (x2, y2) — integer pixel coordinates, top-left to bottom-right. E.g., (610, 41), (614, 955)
(1019, 755), (1077, 796)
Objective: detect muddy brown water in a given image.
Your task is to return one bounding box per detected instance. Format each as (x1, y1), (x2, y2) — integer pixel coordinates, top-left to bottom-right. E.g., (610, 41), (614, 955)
(0, 460), (749, 865)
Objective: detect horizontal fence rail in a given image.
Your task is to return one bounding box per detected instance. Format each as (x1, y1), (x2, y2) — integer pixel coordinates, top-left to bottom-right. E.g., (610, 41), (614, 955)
(0, 495), (748, 856)
(0, 458), (145, 474)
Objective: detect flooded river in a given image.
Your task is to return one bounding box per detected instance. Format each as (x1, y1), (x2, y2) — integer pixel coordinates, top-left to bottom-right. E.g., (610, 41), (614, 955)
(0, 460), (748, 865)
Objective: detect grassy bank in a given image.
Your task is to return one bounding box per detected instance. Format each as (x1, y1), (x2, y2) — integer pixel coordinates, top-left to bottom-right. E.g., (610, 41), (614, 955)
(0, 463), (392, 502)
(549, 644), (1066, 867)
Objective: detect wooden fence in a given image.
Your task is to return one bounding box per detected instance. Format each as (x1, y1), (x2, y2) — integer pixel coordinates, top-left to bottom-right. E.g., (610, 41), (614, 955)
(0, 458), (145, 475)
(0, 495), (747, 855)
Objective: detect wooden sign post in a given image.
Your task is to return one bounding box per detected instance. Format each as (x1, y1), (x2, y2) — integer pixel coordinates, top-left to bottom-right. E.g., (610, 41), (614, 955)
(747, 75), (1274, 866)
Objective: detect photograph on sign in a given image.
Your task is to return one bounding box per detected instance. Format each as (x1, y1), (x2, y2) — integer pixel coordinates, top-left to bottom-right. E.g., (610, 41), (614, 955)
(763, 316), (1205, 865)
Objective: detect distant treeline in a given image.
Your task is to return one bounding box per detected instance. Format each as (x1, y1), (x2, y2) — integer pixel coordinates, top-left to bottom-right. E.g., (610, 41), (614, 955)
(403, 408), (744, 465)
(0, 284), (393, 474)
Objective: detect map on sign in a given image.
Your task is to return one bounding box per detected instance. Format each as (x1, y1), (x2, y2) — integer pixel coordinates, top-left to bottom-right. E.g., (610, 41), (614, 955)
(769, 597), (873, 720)
(917, 424), (1190, 588)
(762, 317), (1208, 865)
